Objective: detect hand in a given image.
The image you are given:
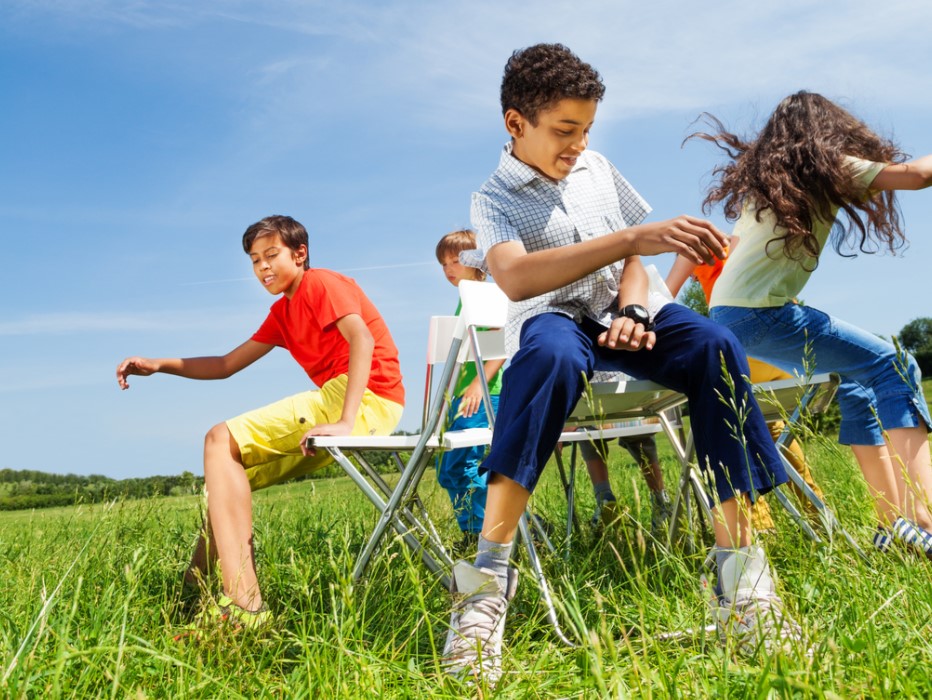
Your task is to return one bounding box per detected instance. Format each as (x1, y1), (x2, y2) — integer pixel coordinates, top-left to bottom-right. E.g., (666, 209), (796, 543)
(598, 317), (656, 352)
(458, 383), (485, 418)
(116, 356), (159, 390)
(634, 216), (728, 265)
(301, 419), (354, 456)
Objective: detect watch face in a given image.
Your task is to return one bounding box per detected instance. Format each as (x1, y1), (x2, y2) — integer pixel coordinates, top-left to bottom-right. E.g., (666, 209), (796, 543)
(623, 305), (649, 324)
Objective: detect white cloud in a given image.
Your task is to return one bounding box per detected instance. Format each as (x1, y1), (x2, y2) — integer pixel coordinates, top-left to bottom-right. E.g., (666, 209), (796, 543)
(194, 0), (932, 140)
(17, 0), (926, 172)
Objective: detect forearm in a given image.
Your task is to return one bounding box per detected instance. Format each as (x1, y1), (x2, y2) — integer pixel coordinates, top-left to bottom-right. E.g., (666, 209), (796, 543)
(482, 359), (506, 383)
(665, 254), (697, 298)
(339, 334), (375, 426)
(152, 356), (237, 380)
(489, 229), (639, 301)
(617, 257), (649, 308)
(490, 215), (727, 301)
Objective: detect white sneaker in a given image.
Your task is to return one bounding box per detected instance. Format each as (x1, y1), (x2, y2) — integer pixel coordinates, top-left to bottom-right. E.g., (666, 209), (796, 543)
(703, 546), (805, 656)
(442, 560), (518, 686)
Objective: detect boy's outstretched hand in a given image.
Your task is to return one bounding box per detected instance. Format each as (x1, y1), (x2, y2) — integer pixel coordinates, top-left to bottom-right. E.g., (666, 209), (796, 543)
(635, 216), (728, 265)
(116, 357), (159, 390)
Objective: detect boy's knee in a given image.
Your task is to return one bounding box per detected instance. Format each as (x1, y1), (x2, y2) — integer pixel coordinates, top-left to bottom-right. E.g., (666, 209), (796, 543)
(537, 340), (590, 380)
(204, 422), (242, 462)
(699, 325), (748, 373)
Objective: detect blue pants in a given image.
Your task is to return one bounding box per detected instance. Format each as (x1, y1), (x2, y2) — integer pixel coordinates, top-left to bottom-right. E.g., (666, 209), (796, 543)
(711, 303), (931, 446)
(483, 305), (787, 504)
(436, 394), (499, 534)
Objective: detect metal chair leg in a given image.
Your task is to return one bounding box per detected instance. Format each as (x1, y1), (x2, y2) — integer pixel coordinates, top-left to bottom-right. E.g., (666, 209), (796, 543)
(517, 514), (576, 647)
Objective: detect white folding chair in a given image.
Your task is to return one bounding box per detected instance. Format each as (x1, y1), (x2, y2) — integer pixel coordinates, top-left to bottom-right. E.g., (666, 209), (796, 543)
(308, 311), (498, 589)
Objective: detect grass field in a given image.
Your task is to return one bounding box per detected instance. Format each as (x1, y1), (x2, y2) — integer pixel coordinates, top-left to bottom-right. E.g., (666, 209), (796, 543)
(2, 382), (932, 698)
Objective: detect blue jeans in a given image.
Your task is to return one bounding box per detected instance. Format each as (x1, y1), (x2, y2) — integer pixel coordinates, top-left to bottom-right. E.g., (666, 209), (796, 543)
(483, 306), (786, 505)
(436, 394), (499, 534)
(711, 304), (931, 446)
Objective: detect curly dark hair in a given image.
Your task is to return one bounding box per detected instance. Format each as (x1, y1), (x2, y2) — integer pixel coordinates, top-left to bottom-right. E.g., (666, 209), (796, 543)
(501, 43), (605, 124)
(242, 215), (310, 270)
(688, 91), (906, 263)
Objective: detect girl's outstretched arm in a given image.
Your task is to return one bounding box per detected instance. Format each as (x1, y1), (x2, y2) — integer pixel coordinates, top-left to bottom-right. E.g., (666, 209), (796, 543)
(665, 254), (698, 298)
(871, 154), (932, 191)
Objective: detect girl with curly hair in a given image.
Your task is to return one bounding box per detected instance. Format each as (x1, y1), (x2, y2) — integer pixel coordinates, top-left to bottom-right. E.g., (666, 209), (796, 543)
(695, 91), (932, 557)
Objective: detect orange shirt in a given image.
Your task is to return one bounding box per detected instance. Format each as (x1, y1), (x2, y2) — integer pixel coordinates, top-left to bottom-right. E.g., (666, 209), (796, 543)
(692, 256), (726, 304)
(252, 269), (405, 406)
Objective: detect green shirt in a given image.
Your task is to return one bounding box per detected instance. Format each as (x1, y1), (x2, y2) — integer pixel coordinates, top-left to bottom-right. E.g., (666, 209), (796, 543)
(451, 301), (504, 397)
(710, 156), (886, 309)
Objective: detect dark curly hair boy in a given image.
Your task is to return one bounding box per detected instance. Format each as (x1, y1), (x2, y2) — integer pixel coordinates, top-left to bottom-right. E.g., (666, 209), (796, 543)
(500, 43), (605, 123)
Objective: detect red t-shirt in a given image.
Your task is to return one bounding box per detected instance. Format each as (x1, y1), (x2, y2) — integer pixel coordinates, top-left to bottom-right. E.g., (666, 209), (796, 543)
(252, 269), (405, 406)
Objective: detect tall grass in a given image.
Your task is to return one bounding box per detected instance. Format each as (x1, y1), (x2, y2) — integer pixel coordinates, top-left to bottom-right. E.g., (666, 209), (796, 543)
(2, 383), (932, 697)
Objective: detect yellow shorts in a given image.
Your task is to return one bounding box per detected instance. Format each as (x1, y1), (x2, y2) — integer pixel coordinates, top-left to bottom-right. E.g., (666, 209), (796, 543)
(226, 374), (404, 491)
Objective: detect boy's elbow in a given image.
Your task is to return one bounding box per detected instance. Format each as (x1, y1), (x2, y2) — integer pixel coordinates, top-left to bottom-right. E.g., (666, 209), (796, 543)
(495, 278), (534, 302)
(353, 328), (375, 351)
(488, 262), (535, 301)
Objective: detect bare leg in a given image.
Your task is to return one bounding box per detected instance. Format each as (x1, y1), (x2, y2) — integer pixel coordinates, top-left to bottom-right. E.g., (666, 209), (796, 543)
(480, 473), (530, 544)
(584, 456), (609, 488)
(636, 458), (665, 493)
(711, 495), (753, 550)
(185, 520), (218, 587)
(850, 444), (901, 527)
(886, 426), (932, 530)
(203, 422), (262, 611)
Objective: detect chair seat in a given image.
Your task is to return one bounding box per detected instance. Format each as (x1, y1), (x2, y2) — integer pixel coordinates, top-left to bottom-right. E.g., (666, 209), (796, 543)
(752, 372), (836, 421)
(566, 379), (685, 423)
(558, 422), (663, 443)
(308, 427), (494, 452)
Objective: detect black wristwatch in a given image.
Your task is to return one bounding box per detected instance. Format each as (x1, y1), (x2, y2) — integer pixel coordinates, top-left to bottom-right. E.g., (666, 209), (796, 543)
(619, 304), (654, 331)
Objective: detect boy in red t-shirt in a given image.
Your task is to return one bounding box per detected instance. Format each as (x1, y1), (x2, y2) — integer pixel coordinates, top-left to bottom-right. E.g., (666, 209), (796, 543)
(116, 215), (404, 634)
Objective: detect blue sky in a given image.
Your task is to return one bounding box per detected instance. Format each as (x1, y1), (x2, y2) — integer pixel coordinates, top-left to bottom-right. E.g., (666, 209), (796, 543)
(1, 0), (930, 479)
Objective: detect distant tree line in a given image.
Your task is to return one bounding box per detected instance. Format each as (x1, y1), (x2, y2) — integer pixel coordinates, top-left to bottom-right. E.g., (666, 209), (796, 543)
(0, 469), (204, 511)
(0, 431), (421, 511)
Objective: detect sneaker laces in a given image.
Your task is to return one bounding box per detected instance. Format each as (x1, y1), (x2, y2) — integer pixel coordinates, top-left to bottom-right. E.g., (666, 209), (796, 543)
(733, 590), (800, 636)
(448, 594), (508, 652)
(702, 552), (805, 656)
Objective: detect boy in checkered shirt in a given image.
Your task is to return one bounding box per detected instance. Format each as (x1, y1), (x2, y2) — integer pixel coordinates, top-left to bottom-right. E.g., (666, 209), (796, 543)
(441, 43), (804, 685)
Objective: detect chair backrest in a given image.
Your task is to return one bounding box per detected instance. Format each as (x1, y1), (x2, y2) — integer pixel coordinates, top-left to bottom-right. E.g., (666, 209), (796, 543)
(422, 315), (460, 430)
(458, 279), (508, 329)
(421, 307), (507, 431)
(456, 280), (509, 426)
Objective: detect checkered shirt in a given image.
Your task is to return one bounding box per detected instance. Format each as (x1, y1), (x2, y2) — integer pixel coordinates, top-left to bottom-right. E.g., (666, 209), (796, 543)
(463, 144), (652, 356)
